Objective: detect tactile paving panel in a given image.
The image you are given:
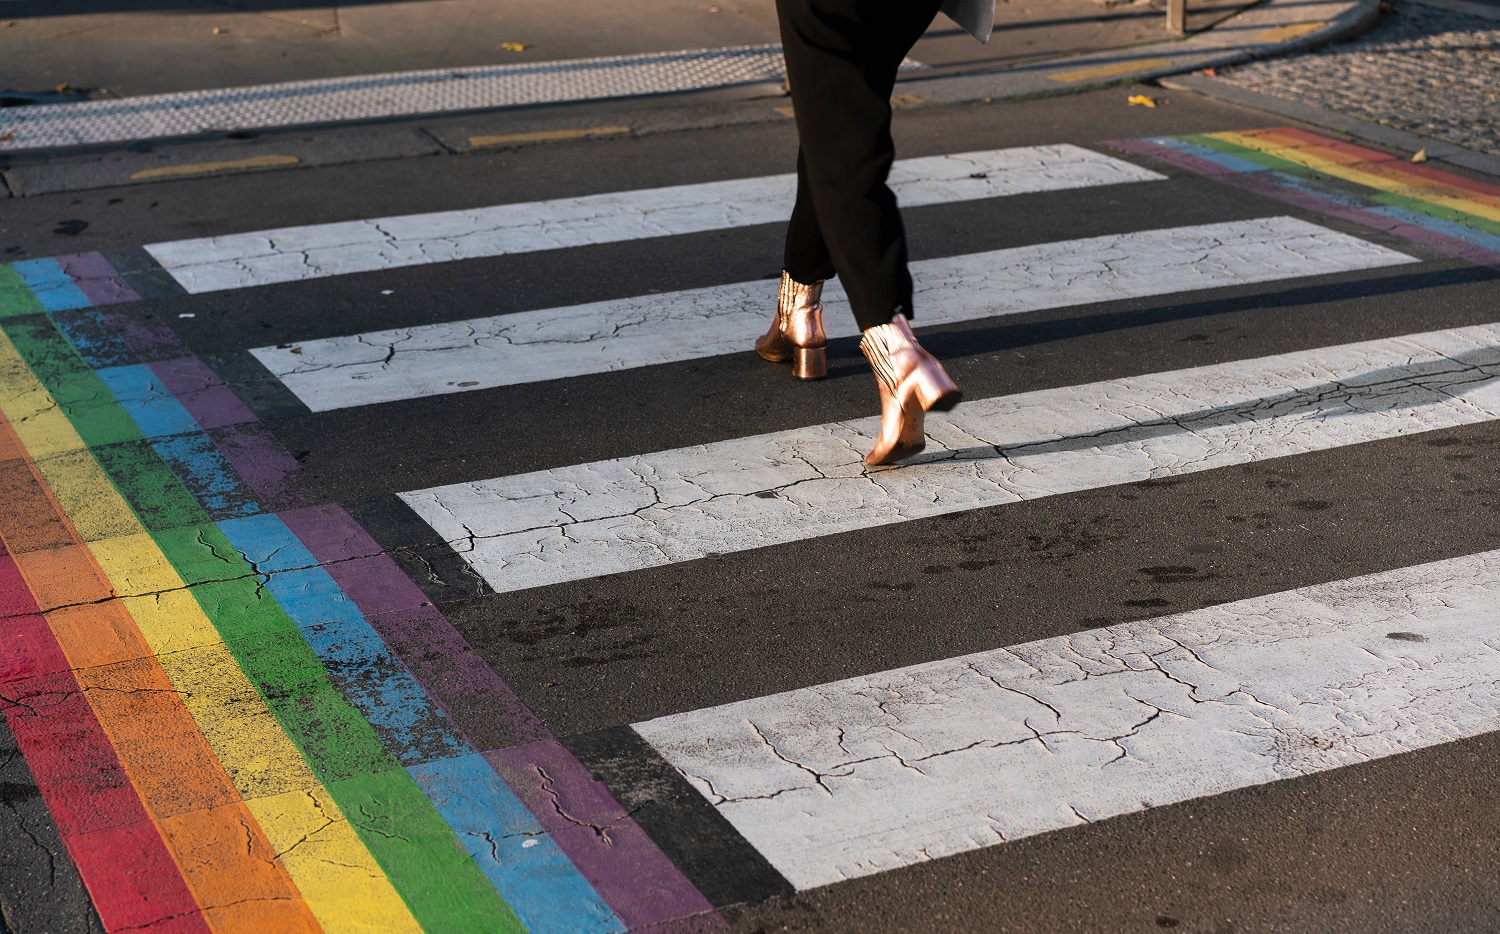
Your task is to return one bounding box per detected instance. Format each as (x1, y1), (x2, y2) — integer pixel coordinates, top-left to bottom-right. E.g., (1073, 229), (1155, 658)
(0, 45), (794, 152)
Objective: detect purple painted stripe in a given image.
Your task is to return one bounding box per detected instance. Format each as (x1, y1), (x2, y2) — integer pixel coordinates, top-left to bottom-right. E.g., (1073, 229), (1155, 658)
(278, 502), (549, 750)
(489, 740), (720, 929)
(149, 357), (256, 430)
(208, 422), (317, 511)
(1114, 138), (1500, 268)
(97, 311), (186, 363)
(53, 253), (141, 307)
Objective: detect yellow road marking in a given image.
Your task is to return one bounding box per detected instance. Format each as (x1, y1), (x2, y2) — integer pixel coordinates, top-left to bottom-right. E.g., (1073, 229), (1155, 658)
(468, 125), (631, 148)
(1047, 58), (1174, 83)
(1251, 21), (1326, 42)
(130, 154), (301, 181)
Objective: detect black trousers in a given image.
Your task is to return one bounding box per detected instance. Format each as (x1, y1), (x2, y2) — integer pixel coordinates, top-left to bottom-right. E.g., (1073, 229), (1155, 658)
(777, 0), (945, 332)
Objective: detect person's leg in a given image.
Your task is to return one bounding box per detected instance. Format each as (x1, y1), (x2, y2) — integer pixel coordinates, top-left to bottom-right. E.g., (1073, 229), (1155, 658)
(783, 148), (836, 286)
(772, 0), (960, 464)
(776, 0), (943, 331)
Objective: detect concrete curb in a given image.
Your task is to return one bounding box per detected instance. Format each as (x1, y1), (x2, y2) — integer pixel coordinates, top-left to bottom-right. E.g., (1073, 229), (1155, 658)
(900, 0), (1380, 104)
(1158, 74), (1500, 179)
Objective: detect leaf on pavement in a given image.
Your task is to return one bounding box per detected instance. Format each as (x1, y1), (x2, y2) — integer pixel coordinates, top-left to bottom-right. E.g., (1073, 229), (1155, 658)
(1411, 148), (1428, 163)
(1127, 94), (1160, 108)
(498, 42), (530, 51)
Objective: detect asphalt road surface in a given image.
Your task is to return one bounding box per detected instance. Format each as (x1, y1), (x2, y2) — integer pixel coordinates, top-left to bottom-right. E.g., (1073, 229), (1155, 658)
(4, 87), (1500, 933)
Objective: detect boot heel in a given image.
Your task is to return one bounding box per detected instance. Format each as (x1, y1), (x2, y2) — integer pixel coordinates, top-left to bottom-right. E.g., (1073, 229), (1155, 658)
(914, 370), (961, 411)
(792, 346), (827, 380)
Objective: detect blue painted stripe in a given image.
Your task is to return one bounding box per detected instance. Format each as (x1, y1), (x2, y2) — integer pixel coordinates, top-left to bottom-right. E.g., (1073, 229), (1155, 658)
(96, 364), (203, 438)
(11, 258), (93, 312)
(409, 754), (625, 934)
(154, 433), (263, 521)
(94, 367), (262, 519)
(217, 512), (469, 764)
(50, 310), (137, 369)
(1146, 136), (1272, 175)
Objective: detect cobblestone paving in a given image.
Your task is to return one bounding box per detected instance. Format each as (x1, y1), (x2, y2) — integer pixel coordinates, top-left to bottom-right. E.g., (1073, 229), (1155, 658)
(1218, 0), (1500, 156)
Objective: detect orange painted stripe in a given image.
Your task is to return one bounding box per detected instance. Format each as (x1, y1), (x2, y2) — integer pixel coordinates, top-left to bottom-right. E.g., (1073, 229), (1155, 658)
(1232, 128), (1500, 210)
(0, 419), (321, 933)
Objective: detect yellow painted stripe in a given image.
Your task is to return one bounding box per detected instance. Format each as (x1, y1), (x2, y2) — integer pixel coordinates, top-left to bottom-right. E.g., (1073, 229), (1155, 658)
(1047, 58), (1174, 83)
(467, 125), (631, 148)
(130, 155), (301, 181)
(1214, 131), (1500, 224)
(0, 339), (81, 460)
(0, 332), (423, 934)
(1250, 21), (1326, 42)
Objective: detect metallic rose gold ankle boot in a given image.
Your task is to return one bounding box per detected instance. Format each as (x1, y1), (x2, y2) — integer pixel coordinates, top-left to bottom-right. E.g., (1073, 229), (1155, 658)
(859, 315), (962, 466)
(756, 271), (827, 380)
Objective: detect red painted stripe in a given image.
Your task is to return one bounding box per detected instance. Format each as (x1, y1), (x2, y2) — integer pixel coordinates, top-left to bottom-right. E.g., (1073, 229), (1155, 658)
(1, 545), (211, 933)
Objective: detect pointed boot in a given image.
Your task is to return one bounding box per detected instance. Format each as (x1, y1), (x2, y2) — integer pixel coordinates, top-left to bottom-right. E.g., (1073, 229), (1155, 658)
(756, 270), (827, 380)
(860, 315), (962, 466)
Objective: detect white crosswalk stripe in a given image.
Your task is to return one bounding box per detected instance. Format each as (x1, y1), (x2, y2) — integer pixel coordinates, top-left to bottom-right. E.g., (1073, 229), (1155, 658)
(142, 145), (1162, 294)
(635, 548), (1500, 888)
(252, 216), (1414, 412)
(399, 320), (1498, 596)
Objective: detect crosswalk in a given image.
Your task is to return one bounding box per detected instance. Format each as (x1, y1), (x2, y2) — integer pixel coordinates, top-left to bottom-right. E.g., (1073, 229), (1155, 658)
(3, 124), (1500, 932)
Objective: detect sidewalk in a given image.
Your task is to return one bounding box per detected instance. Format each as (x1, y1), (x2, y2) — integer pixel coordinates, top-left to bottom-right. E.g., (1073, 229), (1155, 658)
(0, 0), (1372, 156)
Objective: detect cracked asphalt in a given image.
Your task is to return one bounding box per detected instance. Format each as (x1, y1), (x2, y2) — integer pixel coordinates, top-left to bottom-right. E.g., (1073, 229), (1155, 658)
(4, 82), (1500, 934)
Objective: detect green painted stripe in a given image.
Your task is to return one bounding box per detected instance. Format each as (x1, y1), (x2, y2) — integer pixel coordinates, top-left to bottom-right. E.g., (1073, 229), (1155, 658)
(1181, 135), (1500, 238)
(2, 315), (144, 449)
(0, 266), (46, 319)
(93, 442), (209, 532)
(0, 315), (523, 932)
